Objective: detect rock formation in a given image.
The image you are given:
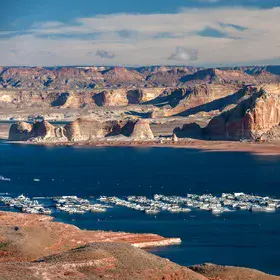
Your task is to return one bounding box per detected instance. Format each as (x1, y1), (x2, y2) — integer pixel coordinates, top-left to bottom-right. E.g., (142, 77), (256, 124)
(205, 84), (280, 140)
(180, 68), (257, 85)
(8, 117), (155, 143)
(151, 84), (241, 118)
(8, 122), (33, 141)
(93, 89), (132, 107)
(64, 118), (154, 142)
(9, 120), (67, 141)
(130, 119), (154, 140)
(64, 118), (124, 141)
(172, 133), (178, 142)
(93, 88), (165, 107)
(174, 123), (203, 139)
(139, 88), (166, 102)
(102, 66), (145, 86)
(146, 67), (193, 87)
(32, 120), (56, 139)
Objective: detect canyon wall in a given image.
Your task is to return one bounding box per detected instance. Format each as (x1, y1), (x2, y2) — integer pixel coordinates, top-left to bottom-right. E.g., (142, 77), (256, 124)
(205, 84), (280, 140)
(0, 66), (280, 110)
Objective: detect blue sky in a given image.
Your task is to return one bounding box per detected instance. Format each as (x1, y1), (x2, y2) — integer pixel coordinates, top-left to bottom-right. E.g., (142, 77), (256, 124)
(1, 0), (280, 66)
(2, 0), (279, 31)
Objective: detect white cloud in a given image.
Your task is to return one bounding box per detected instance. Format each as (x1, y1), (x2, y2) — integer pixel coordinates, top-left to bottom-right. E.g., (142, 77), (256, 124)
(168, 46), (198, 61)
(0, 7), (279, 66)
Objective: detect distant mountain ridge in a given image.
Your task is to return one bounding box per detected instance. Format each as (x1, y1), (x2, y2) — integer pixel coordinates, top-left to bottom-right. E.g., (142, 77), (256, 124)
(0, 65), (280, 90)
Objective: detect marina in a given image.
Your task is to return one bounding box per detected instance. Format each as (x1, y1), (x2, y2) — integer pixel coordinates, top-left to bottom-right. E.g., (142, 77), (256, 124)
(1, 192), (280, 216)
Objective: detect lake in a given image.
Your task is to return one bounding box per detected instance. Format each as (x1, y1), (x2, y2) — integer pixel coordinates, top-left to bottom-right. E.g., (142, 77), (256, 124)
(1, 141), (280, 275)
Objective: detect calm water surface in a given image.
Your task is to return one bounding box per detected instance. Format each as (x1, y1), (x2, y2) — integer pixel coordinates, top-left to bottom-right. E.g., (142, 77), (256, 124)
(0, 142), (280, 275)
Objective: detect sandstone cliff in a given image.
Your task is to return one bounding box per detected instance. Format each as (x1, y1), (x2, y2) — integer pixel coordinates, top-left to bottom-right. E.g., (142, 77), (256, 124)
(63, 118), (154, 142)
(152, 84), (241, 118)
(93, 88), (165, 107)
(0, 65), (280, 111)
(205, 84), (280, 140)
(93, 89), (133, 106)
(0, 65), (279, 101)
(0, 88), (164, 109)
(64, 118), (125, 141)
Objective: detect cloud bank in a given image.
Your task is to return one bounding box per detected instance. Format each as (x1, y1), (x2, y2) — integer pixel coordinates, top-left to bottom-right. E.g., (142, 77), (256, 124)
(0, 7), (280, 66)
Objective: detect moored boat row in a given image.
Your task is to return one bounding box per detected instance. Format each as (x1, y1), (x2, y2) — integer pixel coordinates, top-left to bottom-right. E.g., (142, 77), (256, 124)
(53, 196), (110, 214)
(0, 194), (52, 215)
(98, 192), (280, 215)
(1, 192), (279, 216)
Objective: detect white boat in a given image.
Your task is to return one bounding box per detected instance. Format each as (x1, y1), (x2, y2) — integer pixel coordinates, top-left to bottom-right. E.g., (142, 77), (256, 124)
(263, 206), (276, 212)
(168, 208), (181, 213)
(180, 208), (191, 212)
(145, 209), (160, 214)
(250, 206), (264, 212)
(90, 207), (106, 213)
(212, 208), (223, 215)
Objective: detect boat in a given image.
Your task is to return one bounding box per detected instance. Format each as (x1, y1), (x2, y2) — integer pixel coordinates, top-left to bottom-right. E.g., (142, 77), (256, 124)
(263, 206), (276, 212)
(90, 207), (107, 213)
(145, 208), (160, 214)
(212, 208), (223, 215)
(250, 205), (264, 212)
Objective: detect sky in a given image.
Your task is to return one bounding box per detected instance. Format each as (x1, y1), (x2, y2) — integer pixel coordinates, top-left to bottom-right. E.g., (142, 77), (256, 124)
(1, 0), (280, 67)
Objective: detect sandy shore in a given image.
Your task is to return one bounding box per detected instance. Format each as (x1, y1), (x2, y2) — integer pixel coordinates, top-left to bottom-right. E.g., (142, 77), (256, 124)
(4, 139), (280, 155)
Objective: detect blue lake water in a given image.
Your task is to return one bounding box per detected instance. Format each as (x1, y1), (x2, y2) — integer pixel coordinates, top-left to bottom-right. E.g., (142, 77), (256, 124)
(1, 141), (280, 275)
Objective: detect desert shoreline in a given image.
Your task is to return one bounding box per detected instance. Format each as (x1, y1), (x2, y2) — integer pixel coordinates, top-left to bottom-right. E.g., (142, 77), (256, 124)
(4, 139), (280, 155)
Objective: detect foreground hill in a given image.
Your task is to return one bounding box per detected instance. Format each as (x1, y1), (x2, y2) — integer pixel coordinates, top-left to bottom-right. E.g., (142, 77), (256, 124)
(0, 211), (279, 280)
(190, 263), (280, 280)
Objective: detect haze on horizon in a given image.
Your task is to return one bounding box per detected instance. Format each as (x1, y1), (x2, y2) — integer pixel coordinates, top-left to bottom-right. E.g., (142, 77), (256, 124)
(1, 0), (280, 67)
